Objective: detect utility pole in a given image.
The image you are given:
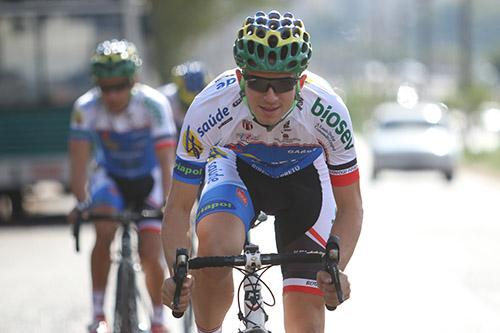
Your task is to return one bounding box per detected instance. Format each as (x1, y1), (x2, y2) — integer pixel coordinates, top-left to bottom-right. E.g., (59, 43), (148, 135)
(458, 0), (473, 91)
(417, 0), (433, 77)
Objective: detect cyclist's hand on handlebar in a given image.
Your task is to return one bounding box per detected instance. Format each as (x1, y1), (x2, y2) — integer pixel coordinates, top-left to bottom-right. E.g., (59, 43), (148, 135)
(67, 200), (91, 224)
(161, 275), (194, 312)
(317, 269), (350, 309)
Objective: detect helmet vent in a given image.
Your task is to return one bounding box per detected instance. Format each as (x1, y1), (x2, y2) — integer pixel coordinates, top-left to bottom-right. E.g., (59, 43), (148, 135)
(238, 29), (244, 39)
(280, 45), (288, 60)
(303, 32), (310, 42)
(257, 44), (265, 59)
(290, 42), (299, 56)
(301, 43), (309, 53)
(256, 11), (266, 17)
(268, 35), (278, 48)
(247, 40), (255, 54)
(300, 58), (308, 67)
(256, 27), (266, 39)
(287, 60), (297, 69)
(292, 28), (301, 38)
(268, 51), (277, 65)
(281, 18), (292, 26)
(245, 17), (254, 25)
(248, 59), (257, 67)
(268, 11), (280, 20)
(284, 12), (293, 18)
(294, 20), (303, 28)
(256, 17), (267, 25)
(247, 25), (254, 35)
(281, 29), (291, 40)
(268, 20), (279, 30)
(238, 40), (244, 50)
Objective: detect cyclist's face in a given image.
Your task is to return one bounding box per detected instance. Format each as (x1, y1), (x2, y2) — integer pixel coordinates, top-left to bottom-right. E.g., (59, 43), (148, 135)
(97, 77), (133, 114)
(241, 71), (299, 126)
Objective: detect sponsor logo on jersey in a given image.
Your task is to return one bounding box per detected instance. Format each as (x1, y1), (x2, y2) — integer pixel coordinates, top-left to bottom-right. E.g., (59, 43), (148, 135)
(236, 188), (248, 206)
(305, 280), (319, 287)
(283, 120), (292, 131)
(72, 109), (84, 125)
(174, 159), (204, 179)
(207, 147), (229, 162)
(196, 200), (235, 220)
(217, 116), (233, 130)
(99, 131), (119, 150)
(242, 119), (253, 130)
(206, 160), (224, 184)
(310, 97), (354, 150)
(215, 77), (237, 90)
(232, 93), (244, 107)
(182, 126), (203, 158)
(197, 107), (230, 137)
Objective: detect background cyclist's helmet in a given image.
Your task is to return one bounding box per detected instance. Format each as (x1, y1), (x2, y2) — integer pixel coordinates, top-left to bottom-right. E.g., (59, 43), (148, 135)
(91, 39), (142, 79)
(233, 10), (312, 76)
(172, 61), (208, 107)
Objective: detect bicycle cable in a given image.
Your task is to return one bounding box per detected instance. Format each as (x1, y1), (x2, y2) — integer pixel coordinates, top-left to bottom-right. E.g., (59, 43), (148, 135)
(236, 265), (275, 329)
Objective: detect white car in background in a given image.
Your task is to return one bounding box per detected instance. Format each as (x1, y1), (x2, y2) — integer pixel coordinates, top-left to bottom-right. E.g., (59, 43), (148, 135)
(368, 102), (462, 181)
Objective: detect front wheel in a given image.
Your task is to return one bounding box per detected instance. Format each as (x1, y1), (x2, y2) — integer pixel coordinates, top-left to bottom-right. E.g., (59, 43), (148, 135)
(114, 260), (139, 333)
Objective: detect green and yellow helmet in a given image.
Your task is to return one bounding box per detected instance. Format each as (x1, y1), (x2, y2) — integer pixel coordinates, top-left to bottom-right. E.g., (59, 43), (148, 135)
(233, 10), (312, 76)
(90, 39), (142, 79)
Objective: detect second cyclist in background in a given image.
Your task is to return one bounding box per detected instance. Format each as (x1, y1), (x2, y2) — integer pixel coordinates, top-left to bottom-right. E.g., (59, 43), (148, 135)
(68, 39), (176, 333)
(158, 61), (210, 133)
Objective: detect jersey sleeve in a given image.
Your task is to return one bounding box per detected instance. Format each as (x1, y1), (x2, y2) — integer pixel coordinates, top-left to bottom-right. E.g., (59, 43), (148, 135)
(69, 94), (93, 142)
(145, 91), (177, 149)
(172, 95), (214, 185)
(310, 93), (360, 187)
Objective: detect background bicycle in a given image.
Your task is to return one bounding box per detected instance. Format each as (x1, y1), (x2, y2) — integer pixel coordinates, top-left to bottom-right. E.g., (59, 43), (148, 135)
(73, 209), (163, 333)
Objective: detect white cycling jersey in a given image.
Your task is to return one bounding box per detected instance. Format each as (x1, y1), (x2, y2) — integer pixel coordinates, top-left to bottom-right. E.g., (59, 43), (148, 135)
(70, 83), (177, 178)
(173, 68), (359, 188)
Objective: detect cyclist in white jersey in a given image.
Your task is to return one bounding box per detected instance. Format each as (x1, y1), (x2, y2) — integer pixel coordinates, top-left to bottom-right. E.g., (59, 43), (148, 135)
(161, 11), (363, 333)
(158, 61), (210, 134)
(68, 39), (176, 333)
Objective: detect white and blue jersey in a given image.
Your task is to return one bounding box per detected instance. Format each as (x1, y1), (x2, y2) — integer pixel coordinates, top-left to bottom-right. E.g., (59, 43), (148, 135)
(174, 68), (359, 187)
(70, 83), (177, 178)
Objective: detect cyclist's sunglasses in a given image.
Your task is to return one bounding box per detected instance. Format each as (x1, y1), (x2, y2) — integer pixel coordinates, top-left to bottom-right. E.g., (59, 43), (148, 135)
(99, 80), (132, 94)
(244, 75), (298, 93)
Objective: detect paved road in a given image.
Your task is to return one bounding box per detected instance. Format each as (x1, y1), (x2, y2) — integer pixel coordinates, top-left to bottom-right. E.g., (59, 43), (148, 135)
(1, 166), (500, 332)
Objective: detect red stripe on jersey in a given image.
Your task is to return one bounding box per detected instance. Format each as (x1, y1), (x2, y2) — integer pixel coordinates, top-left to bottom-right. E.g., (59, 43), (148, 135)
(283, 285), (323, 296)
(308, 227), (327, 247)
(155, 139), (176, 149)
(330, 168), (359, 187)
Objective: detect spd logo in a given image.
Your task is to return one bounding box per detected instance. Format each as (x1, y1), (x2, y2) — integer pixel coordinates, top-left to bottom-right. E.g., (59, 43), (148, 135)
(182, 126), (204, 159)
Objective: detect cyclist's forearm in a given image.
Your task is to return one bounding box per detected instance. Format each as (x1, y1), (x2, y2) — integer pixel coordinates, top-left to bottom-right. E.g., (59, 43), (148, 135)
(330, 207), (363, 271)
(69, 140), (91, 202)
(162, 210), (192, 275)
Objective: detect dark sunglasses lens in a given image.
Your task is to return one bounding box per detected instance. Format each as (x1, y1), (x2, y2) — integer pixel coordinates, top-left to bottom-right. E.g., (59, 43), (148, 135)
(246, 77), (296, 93)
(271, 78), (296, 93)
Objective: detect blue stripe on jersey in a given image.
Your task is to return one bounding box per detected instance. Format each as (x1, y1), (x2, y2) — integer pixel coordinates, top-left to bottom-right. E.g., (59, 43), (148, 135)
(226, 143), (323, 178)
(173, 156), (205, 184)
(69, 129), (93, 141)
(95, 128), (157, 178)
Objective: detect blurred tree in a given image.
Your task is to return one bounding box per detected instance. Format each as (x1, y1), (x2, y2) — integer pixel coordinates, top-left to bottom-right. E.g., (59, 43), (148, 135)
(149, 0), (266, 82)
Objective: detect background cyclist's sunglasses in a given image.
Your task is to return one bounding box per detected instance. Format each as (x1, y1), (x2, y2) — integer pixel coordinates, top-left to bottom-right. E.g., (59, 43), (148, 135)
(99, 81), (132, 93)
(244, 75), (298, 93)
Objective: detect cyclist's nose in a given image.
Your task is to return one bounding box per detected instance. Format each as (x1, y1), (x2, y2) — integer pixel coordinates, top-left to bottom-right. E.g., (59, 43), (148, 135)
(263, 86), (279, 101)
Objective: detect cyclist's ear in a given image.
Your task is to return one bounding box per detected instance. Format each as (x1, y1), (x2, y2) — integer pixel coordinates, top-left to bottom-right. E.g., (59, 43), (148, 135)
(299, 74), (307, 89)
(236, 69), (245, 89)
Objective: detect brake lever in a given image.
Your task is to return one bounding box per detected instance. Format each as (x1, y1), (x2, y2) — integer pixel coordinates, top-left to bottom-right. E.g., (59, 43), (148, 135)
(172, 248), (189, 318)
(324, 235), (343, 311)
(72, 211), (82, 253)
